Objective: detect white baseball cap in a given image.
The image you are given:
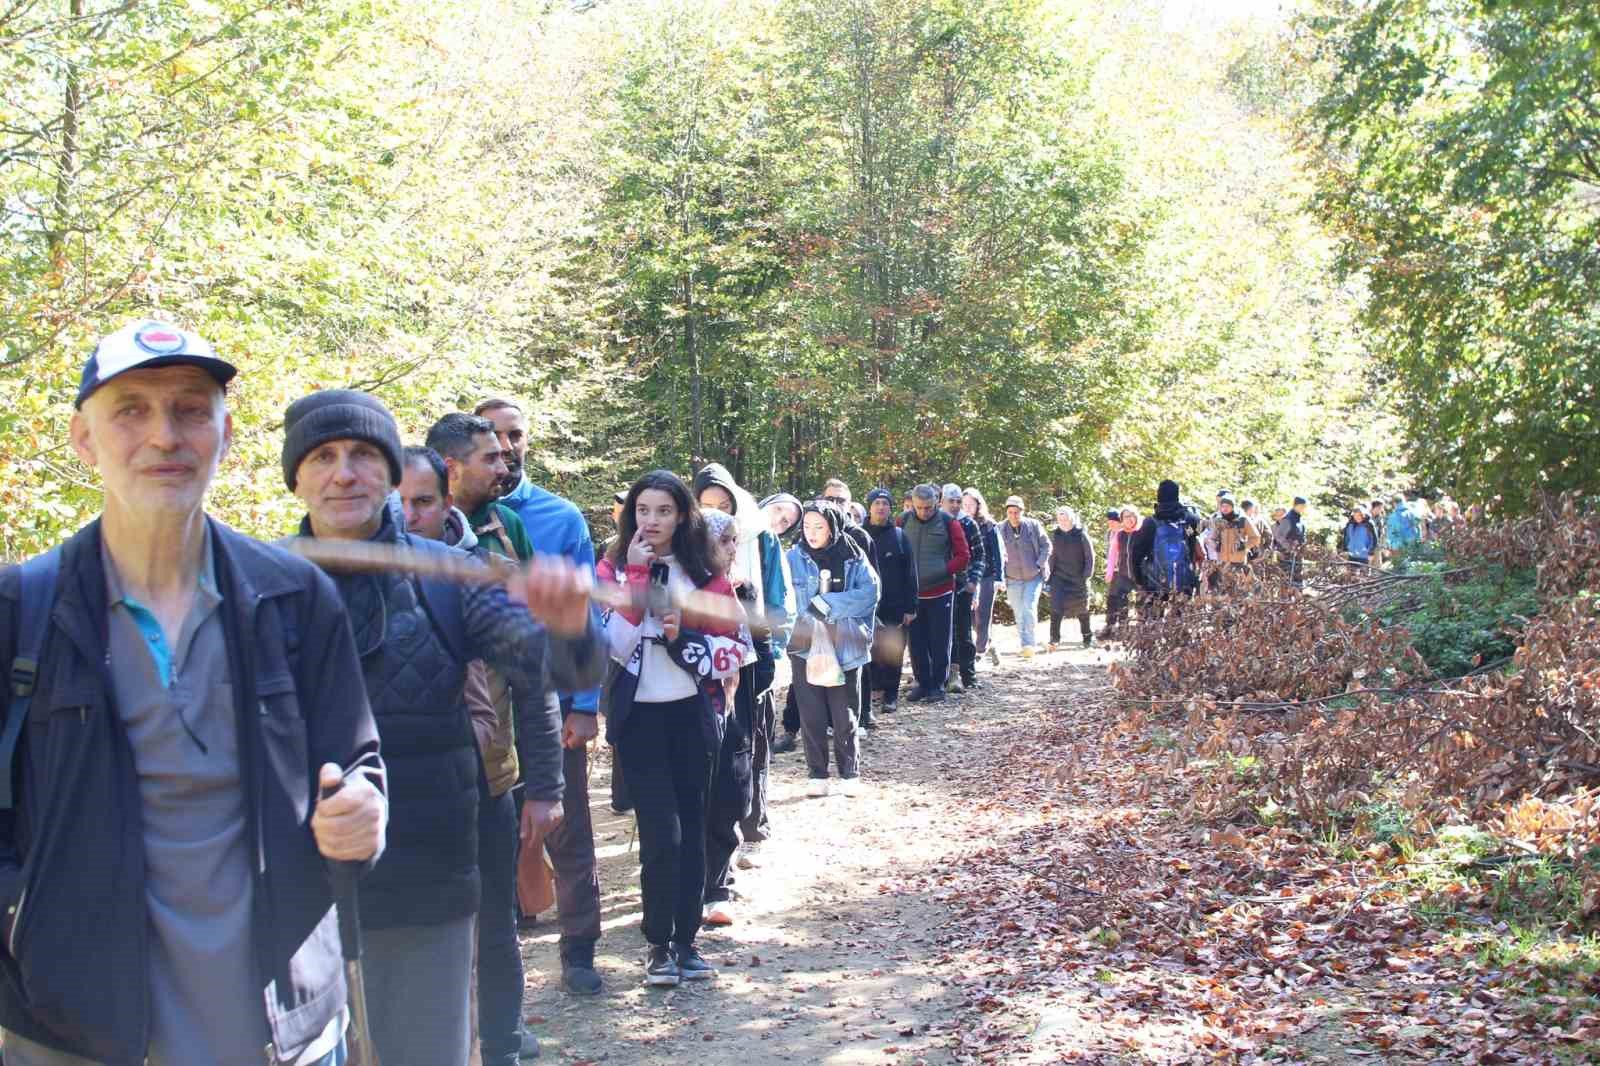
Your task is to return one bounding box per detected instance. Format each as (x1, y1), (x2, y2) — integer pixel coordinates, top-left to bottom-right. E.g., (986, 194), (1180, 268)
(75, 320), (236, 409)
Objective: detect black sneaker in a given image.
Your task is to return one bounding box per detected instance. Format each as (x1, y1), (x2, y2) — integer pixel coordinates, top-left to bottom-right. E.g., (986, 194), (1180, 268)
(645, 944), (681, 987)
(924, 690), (947, 703)
(905, 687), (928, 703)
(1083, 635), (1094, 649)
(519, 1028), (541, 1059)
(771, 732), (799, 754)
(675, 942), (719, 981)
(881, 697), (898, 713)
(560, 938), (603, 995)
(860, 708), (877, 730)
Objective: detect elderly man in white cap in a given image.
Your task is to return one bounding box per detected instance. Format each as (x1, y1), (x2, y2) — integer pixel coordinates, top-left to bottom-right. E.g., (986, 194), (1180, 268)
(0, 321), (387, 1066)
(999, 495), (1051, 657)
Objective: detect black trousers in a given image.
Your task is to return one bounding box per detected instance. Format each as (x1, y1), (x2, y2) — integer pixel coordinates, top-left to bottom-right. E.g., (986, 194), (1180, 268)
(1107, 575), (1137, 627)
(952, 585), (977, 683)
(706, 661), (758, 903)
(617, 697), (712, 947)
(546, 710), (602, 945)
(740, 686), (775, 842)
(908, 593), (953, 693)
(476, 787), (521, 1066)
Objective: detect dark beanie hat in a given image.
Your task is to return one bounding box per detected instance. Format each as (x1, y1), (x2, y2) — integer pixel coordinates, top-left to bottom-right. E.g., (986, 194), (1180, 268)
(281, 389), (404, 491)
(865, 488), (893, 507)
(1157, 479), (1180, 505)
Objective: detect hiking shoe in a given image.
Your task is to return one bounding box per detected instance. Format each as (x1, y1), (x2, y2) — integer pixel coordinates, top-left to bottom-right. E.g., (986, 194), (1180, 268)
(881, 697), (898, 713)
(1020, 646), (1035, 659)
(704, 900), (735, 926)
(675, 943), (719, 981)
(945, 676), (964, 694)
(837, 776), (863, 797)
(1047, 642), (1059, 653)
(645, 944), (681, 987)
(736, 843), (761, 870)
(924, 690), (947, 704)
(905, 687), (928, 703)
(772, 732), (798, 754)
(860, 707), (877, 730)
(559, 938), (603, 996)
(520, 1028), (541, 1059)
(806, 778), (831, 798)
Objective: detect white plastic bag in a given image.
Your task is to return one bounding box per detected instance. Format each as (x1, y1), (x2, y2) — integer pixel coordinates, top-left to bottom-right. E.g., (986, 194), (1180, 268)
(805, 622), (847, 687)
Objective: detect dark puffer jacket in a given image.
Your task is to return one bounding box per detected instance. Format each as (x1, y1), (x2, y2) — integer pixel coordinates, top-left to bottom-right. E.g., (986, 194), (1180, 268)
(295, 499), (603, 929)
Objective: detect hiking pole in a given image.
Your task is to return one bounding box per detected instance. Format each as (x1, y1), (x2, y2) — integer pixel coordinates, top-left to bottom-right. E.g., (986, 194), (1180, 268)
(319, 777), (381, 1066)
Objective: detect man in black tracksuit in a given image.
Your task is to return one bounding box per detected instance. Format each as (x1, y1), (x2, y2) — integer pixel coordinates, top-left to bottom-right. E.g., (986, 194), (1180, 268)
(864, 489), (917, 711)
(940, 483), (985, 691)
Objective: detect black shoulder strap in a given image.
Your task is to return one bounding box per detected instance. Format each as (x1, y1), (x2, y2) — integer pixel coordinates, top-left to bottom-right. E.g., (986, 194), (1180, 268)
(3, 547), (62, 810)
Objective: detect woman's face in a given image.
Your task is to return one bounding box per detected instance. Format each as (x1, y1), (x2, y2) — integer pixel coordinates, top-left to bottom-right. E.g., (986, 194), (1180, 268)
(961, 495), (979, 518)
(699, 485), (735, 515)
(802, 511), (831, 549)
(634, 488), (681, 551)
(1121, 512), (1138, 531)
(766, 500), (800, 536)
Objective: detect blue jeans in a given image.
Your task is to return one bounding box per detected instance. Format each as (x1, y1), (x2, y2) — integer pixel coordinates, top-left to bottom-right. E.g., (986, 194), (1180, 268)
(1006, 578), (1044, 648)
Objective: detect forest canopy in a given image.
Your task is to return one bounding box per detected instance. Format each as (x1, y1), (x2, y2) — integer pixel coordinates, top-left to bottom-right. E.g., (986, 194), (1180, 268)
(4, 0), (1588, 556)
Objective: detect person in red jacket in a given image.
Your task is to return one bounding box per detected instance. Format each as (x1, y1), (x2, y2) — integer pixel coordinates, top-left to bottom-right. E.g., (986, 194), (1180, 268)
(896, 483), (971, 704)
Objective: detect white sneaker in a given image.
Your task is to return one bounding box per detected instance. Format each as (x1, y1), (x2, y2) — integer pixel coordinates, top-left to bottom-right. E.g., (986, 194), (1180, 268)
(806, 778), (831, 798)
(703, 901), (735, 926)
(837, 776), (864, 797)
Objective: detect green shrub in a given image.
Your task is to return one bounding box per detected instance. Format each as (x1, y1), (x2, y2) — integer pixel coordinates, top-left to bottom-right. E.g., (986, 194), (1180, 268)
(1379, 563), (1537, 678)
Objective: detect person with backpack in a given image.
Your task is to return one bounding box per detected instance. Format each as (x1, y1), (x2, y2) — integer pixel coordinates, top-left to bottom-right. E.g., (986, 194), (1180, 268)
(1386, 493), (1423, 553)
(596, 471), (749, 988)
(1130, 480), (1202, 606)
(864, 488), (918, 713)
(898, 484), (972, 703)
(1046, 506), (1095, 650)
(940, 484), (985, 692)
(1207, 492), (1260, 590)
(786, 502), (881, 797)
(283, 389), (602, 1066)
(1339, 505), (1379, 566)
(0, 323), (389, 1066)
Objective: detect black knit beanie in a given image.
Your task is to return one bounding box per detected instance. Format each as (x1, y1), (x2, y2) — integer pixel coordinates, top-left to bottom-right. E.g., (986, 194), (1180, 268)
(1157, 479), (1181, 505)
(281, 389), (404, 491)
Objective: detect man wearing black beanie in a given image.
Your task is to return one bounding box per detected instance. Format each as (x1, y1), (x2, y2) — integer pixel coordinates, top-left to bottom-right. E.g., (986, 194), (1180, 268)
(1128, 479), (1202, 604)
(281, 388), (605, 1066)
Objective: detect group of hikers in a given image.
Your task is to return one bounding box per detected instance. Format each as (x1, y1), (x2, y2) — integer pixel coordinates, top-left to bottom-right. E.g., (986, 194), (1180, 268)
(0, 321), (1465, 1066)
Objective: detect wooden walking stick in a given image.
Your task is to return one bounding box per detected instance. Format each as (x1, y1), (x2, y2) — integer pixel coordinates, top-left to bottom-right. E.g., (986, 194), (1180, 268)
(319, 776), (381, 1066)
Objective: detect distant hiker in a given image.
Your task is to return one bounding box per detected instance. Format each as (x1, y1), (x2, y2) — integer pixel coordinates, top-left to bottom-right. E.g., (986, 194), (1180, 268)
(1103, 507), (1142, 633)
(961, 488), (1005, 666)
(786, 502), (880, 798)
(865, 488), (918, 713)
(940, 484), (985, 692)
(598, 471), (749, 989)
(1208, 492), (1260, 589)
(1047, 506), (1095, 650)
(1103, 509), (1122, 587)
(1340, 505), (1378, 566)
(0, 323), (386, 1066)
(1272, 497), (1308, 585)
(1386, 492), (1423, 551)
(999, 495), (1051, 659)
(1130, 480), (1202, 605)
(898, 484), (971, 704)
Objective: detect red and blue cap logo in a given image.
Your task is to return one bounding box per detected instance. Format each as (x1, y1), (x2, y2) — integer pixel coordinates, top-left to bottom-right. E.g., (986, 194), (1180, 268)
(75, 319), (237, 408)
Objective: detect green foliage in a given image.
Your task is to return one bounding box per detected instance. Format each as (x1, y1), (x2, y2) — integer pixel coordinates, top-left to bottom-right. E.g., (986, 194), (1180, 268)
(1377, 559), (1537, 677)
(1297, 0), (1600, 510)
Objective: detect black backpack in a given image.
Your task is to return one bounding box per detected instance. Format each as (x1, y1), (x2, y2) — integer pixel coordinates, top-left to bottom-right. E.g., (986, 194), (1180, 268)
(3, 548), (61, 810)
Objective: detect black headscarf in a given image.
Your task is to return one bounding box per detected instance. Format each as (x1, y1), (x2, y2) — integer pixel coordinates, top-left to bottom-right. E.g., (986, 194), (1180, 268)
(800, 501), (855, 588)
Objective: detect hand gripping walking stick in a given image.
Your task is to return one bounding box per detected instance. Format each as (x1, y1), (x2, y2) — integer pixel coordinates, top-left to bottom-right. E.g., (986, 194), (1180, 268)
(319, 777), (381, 1066)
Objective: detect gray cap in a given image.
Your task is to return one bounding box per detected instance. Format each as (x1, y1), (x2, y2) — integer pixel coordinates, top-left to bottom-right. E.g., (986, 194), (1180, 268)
(941, 483), (962, 501)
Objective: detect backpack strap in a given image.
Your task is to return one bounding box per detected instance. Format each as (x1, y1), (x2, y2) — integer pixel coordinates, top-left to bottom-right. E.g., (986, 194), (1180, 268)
(3, 548), (62, 810)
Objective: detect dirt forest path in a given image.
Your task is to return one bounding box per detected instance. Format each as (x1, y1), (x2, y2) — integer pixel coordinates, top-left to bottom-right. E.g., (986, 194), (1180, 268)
(515, 622), (1113, 1066)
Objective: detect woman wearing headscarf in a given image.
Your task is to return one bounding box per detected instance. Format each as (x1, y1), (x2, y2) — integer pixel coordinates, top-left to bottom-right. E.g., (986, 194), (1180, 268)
(1046, 506), (1096, 650)
(786, 503), (880, 797)
(691, 464), (794, 921)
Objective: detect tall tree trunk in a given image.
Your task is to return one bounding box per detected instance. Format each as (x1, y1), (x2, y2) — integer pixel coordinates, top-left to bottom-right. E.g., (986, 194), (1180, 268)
(49, 0), (85, 268)
(684, 272), (703, 469)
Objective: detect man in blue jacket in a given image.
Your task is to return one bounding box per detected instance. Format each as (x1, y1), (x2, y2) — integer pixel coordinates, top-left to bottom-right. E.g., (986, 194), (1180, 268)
(474, 397), (605, 999)
(0, 322), (387, 1066)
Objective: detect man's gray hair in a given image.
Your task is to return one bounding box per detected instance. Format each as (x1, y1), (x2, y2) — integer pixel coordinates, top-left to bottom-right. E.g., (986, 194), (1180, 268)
(913, 483), (940, 503)
(941, 482), (962, 501)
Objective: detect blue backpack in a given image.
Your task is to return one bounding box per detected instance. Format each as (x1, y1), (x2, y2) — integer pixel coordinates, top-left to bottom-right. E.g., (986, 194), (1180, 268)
(1145, 520), (1196, 594)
